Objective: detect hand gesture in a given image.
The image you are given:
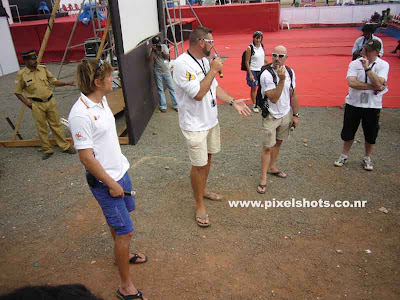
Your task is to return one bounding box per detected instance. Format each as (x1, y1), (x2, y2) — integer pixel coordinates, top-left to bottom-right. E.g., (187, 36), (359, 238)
(109, 181), (124, 198)
(232, 98), (252, 116)
(359, 57), (369, 70)
(277, 66), (286, 81)
(210, 57), (223, 74)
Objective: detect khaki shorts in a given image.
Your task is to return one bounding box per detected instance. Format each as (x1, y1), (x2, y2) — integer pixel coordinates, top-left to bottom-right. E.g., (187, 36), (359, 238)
(262, 113), (291, 147)
(181, 123), (221, 166)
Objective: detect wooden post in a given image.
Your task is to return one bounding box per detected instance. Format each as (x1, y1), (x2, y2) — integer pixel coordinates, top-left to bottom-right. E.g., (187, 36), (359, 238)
(96, 12), (111, 60)
(37, 0), (62, 63)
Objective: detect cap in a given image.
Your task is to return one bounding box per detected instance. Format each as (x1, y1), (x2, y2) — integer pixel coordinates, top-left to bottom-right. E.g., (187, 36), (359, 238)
(361, 24), (375, 33)
(363, 39), (381, 52)
(151, 36), (161, 44)
(21, 49), (38, 60)
(253, 31), (263, 38)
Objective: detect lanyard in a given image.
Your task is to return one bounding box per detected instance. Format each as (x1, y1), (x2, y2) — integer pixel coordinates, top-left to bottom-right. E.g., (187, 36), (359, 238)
(187, 50), (214, 100)
(365, 62), (376, 83)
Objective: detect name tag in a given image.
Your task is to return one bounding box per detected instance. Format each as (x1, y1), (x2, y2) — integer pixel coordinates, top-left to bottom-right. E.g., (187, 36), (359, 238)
(360, 92), (369, 104)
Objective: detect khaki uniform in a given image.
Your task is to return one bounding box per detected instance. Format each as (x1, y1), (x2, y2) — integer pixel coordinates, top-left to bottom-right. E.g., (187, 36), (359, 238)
(14, 65), (70, 153)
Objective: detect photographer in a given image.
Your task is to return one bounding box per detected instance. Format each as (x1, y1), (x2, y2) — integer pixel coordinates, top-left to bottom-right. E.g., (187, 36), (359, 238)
(148, 36), (178, 113)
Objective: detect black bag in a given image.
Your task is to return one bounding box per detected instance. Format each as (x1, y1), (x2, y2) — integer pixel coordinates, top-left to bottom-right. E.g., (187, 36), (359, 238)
(256, 64), (293, 118)
(240, 44), (264, 71)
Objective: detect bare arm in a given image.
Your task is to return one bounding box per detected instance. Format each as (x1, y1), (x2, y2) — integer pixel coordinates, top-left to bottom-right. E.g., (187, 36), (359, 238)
(265, 66), (286, 103)
(365, 69), (385, 89)
(14, 93), (32, 109)
(53, 80), (75, 87)
(245, 47), (253, 80)
(78, 148), (124, 197)
(216, 86), (251, 116)
(347, 77), (376, 90)
(290, 88), (299, 127)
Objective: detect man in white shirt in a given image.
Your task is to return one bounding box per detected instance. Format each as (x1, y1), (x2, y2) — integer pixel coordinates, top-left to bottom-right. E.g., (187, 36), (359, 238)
(257, 45), (299, 194)
(334, 40), (389, 171)
(173, 26), (251, 227)
(352, 24), (384, 60)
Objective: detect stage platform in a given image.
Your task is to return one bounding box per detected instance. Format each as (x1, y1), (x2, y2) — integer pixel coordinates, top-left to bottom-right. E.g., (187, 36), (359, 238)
(10, 16), (94, 63)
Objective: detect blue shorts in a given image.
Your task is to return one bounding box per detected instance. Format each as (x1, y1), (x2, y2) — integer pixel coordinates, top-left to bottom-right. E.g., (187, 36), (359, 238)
(246, 70), (260, 87)
(87, 172), (136, 236)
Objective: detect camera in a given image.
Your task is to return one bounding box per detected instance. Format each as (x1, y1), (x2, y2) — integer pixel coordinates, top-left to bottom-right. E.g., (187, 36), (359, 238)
(156, 44), (161, 51)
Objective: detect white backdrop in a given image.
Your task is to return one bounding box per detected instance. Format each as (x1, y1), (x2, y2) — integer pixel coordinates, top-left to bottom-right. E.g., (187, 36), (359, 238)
(117, 0), (159, 53)
(281, 4), (400, 24)
(0, 16), (19, 76)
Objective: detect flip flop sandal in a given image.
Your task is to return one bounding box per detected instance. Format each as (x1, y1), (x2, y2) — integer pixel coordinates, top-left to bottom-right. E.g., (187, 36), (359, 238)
(203, 191), (223, 201)
(195, 212), (210, 227)
(114, 253), (148, 265)
(267, 171), (287, 178)
(116, 289), (144, 300)
(257, 184), (267, 194)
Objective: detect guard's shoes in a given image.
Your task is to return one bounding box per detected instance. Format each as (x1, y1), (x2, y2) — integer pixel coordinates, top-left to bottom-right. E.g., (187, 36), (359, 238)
(63, 147), (77, 154)
(42, 152), (54, 160)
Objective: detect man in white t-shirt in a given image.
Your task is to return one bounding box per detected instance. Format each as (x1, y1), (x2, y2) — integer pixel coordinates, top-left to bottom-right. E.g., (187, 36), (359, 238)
(173, 26), (251, 227)
(334, 40), (389, 171)
(257, 45), (300, 194)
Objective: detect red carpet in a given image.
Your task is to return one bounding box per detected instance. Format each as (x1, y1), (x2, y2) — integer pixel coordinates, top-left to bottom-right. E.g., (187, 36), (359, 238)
(203, 28), (399, 108)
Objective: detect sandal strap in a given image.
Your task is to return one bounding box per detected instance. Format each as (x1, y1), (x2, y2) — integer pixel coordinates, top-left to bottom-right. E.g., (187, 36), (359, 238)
(117, 290), (143, 300)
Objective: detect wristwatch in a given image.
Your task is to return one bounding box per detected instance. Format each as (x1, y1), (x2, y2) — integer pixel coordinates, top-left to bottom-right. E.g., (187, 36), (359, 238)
(293, 113), (299, 118)
(229, 99), (236, 106)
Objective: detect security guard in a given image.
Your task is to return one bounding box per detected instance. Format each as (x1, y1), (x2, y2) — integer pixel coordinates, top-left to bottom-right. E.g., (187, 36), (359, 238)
(14, 50), (77, 160)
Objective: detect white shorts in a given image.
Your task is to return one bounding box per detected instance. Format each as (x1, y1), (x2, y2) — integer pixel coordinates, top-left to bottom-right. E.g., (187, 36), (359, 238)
(181, 123), (221, 166)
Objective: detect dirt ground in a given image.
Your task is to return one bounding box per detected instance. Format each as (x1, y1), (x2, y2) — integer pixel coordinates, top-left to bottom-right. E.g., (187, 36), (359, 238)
(0, 62), (399, 300)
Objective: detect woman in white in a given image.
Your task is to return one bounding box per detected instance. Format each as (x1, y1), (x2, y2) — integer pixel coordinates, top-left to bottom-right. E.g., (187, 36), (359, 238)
(244, 31), (269, 113)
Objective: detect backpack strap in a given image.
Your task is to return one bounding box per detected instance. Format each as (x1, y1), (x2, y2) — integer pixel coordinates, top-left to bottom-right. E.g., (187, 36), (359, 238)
(285, 66), (293, 89)
(249, 44), (254, 56)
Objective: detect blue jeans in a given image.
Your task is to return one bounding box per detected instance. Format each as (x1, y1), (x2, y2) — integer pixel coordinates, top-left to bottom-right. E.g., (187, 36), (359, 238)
(155, 72), (178, 110)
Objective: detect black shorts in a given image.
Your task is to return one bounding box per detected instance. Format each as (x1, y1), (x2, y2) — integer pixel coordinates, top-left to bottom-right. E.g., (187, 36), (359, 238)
(341, 104), (380, 144)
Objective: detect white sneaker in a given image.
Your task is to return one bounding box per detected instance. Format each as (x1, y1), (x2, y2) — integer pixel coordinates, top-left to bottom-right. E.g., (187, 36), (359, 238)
(334, 154), (348, 167)
(363, 156), (373, 171)
(253, 106), (260, 113)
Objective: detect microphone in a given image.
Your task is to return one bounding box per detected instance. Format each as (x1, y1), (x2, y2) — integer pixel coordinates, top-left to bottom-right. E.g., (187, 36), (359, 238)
(124, 190), (136, 197)
(213, 54), (223, 78)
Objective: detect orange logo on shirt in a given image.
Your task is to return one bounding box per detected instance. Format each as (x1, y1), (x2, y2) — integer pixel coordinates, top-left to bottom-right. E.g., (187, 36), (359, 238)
(75, 132), (84, 140)
(94, 116), (97, 120)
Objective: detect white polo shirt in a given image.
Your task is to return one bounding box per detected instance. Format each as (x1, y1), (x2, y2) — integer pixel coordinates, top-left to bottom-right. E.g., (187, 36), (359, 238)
(260, 66), (296, 119)
(345, 57), (389, 109)
(68, 93), (130, 181)
(173, 52), (219, 131)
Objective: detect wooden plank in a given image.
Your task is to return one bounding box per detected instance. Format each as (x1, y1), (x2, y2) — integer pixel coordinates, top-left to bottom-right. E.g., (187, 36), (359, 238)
(107, 89), (125, 115)
(0, 137), (129, 147)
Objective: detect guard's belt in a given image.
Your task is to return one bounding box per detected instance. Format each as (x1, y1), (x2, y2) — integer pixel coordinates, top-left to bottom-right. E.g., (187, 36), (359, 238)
(31, 94), (53, 102)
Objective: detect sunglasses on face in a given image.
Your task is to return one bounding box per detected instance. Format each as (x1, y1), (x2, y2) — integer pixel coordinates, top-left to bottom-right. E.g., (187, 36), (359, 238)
(272, 53), (286, 59)
(199, 38), (214, 45)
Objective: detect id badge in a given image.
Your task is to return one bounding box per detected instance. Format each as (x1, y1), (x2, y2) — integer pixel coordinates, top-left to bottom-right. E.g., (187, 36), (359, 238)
(360, 92), (369, 104)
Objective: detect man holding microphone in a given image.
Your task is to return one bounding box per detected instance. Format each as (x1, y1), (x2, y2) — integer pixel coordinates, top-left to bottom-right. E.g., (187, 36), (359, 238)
(173, 26), (251, 227)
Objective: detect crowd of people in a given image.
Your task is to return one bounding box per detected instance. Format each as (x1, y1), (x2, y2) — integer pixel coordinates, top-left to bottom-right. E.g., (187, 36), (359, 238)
(8, 23), (392, 299)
